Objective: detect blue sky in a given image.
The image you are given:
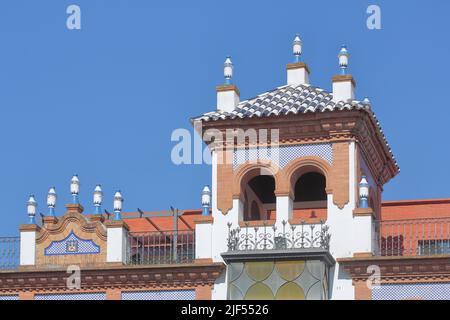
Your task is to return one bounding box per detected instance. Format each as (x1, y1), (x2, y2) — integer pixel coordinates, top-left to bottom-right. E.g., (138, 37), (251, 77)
(0, 0), (449, 235)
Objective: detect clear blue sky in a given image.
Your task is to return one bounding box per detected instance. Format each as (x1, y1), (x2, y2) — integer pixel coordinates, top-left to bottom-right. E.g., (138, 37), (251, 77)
(0, 0), (449, 235)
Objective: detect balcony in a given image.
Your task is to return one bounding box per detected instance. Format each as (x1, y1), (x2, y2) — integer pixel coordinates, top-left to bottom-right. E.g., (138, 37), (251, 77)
(126, 230), (195, 265)
(375, 217), (450, 257)
(226, 220), (330, 252)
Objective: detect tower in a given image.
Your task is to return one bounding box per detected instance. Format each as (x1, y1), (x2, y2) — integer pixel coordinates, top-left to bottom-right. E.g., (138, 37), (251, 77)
(192, 36), (399, 300)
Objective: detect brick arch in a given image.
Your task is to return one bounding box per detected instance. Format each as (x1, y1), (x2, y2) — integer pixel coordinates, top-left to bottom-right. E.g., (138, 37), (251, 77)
(232, 160), (286, 202)
(283, 156), (333, 199)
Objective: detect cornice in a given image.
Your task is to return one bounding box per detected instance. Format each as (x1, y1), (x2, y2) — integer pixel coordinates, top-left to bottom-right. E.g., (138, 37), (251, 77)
(338, 255), (450, 283)
(0, 263), (225, 293)
(202, 110), (398, 185)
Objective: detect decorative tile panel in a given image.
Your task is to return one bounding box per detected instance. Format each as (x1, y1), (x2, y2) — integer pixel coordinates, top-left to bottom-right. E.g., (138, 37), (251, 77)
(121, 290), (195, 300)
(227, 260), (328, 300)
(372, 283), (450, 300)
(233, 143), (332, 170)
(44, 231), (100, 256)
(35, 292), (106, 300)
(0, 295), (19, 300)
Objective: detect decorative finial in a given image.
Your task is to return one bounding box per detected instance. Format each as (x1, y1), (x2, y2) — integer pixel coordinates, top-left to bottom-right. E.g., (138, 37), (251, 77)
(70, 174), (80, 204)
(338, 45), (349, 75)
(47, 187), (57, 217)
(359, 176), (369, 208)
(293, 34), (302, 62)
(113, 190), (123, 221)
(224, 56), (233, 85)
(363, 97), (371, 104)
(27, 194), (37, 224)
(93, 184), (103, 214)
(201, 185), (211, 216)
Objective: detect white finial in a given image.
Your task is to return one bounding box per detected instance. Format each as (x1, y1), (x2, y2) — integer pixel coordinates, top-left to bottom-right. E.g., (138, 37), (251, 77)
(93, 184), (103, 214)
(202, 186), (211, 206)
(27, 194), (37, 223)
(93, 184), (103, 206)
(70, 174), (80, 196)
(113, 191), (123, 220)
(338, 45), (349, 74)
(293, 34), (302, 62)
(201, 185), (211, 216)
(363, 97), (371, 104)
(47, 187), (57, 208)
(224, 56), (233, 84)
(359, 176), (369, 208)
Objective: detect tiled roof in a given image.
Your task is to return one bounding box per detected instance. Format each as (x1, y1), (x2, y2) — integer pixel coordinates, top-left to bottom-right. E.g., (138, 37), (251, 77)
(87, 209), (203, 233)
(193, 84), (371, 122)
(192, 84), (398, 170)
(122, 209), (202, 232)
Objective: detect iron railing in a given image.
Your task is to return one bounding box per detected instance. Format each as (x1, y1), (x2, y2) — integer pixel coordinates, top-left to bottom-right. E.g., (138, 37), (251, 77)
(227, 220), (330, 251)
(0, 237), (20, 271)
(126, 230), (195, 265)
(375, 217), (450, 256)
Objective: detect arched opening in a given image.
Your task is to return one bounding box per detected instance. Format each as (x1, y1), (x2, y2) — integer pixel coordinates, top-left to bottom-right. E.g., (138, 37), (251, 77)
(294, 172), (327, 202)
(293, 171), (327, 222)
(243, 175), (276, 221)
(250, 201), (260, 221)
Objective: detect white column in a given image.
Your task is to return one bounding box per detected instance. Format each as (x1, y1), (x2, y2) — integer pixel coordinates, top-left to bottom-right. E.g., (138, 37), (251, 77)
(195, 220), (213, 259)
(353, 215), (374, 253)
(287, 63), (310, 86)
(352, 210), (375, 254)
(275, 195), (293, 230)
(106, 221), (128, 263)
(19, 225), (38, 266)
(217, 87), (240, 113)
(332, 76), (355, 102)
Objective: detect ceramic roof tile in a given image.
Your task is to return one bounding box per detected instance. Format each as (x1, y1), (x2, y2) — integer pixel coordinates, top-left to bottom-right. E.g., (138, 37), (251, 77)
(192, 83), (398, 170)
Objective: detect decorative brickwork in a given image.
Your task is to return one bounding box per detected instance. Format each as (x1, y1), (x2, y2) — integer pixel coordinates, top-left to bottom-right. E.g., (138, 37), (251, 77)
(217, 149), (234, 215)
(331, 142), (349, 209)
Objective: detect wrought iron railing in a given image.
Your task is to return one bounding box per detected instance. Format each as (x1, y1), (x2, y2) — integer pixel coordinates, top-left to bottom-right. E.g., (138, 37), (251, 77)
(126, 230), (195, 265)
(0, 237), (20, 271)
(375, 217), (450, 256)
(227, 220), (330, 251)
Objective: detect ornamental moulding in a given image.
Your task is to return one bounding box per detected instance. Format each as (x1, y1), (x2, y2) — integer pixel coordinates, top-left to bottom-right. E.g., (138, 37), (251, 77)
(0, 263), (225, 293)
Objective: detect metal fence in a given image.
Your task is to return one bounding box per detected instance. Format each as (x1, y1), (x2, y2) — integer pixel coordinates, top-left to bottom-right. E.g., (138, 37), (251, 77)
(227, 220), (330, 251)
(0, 237), (20, 271)
(375, 217), (450, 256)
(126, 230), (195, 265)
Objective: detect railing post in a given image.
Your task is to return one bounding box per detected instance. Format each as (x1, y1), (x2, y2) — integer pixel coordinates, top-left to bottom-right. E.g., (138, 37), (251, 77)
(105, 220), (129, 264)
(172, 208), (178, 263)
(193, 216), (213, 260)
(19, 224), (39, 267)
(352, 207), (375, 256)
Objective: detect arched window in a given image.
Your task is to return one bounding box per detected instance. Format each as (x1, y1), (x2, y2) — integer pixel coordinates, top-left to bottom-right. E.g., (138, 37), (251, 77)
(250, 201), (260, 221)
(243, 175), (276, 221)
(294, 172), (327, 202)
(293, 171), (327, 221)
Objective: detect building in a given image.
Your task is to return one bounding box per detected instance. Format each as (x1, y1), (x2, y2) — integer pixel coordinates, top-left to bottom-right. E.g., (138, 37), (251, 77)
(1, 35), (450, 300)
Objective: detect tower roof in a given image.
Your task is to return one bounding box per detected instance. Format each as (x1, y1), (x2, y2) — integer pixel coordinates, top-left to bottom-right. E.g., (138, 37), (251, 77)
(194, 83), (367, 122)
(192, 83), (400, 182)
